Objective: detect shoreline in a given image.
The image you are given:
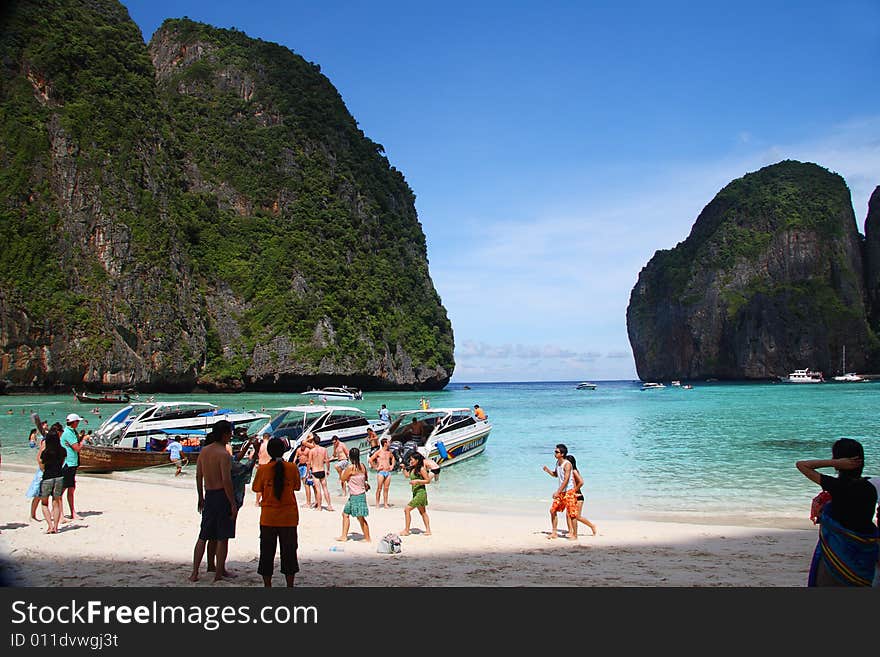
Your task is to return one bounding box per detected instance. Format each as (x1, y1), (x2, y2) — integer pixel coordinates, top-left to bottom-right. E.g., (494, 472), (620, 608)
(0, 468), (819, 587)
(0, 462), (813, 530)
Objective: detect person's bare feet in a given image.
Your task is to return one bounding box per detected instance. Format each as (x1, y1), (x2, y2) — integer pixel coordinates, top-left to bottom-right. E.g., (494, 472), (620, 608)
(565, 535), (578, 540)
(188, 572), (199, 582)
(335, 536), (347, 542)
(326, 507), (335, 512)
(399, 530), (410, 536)
(424, 532), (432, 536)
(61, 517), (71, 524)
(547, 533), (558, 539)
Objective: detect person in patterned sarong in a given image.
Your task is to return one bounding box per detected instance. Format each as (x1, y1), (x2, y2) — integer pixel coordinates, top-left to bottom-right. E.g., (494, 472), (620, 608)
(796, 438), (879, 586)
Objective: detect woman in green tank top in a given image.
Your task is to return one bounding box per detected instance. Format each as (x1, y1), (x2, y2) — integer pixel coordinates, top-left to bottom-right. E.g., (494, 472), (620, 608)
(401, 452), (432, 536)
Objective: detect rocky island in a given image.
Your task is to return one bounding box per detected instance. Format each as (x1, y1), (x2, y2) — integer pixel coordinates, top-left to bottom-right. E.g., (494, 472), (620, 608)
(0, 0), (453, 392)
(627, 160), (880, 381)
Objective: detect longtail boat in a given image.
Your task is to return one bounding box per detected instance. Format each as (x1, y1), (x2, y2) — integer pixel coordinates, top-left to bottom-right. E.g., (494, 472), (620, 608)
(73, 388), (132, 404)
(78, 440), (201, 473)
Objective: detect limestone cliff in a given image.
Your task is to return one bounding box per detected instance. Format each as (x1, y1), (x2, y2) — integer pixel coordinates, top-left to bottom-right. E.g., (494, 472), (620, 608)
(862, 186), (880, 328)
(0, 1), (453, 392)
(627, 161), (877, 380)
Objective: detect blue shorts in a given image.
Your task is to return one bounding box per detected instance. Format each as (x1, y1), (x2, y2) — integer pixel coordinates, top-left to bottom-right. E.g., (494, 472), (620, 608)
(378, 470), (393, 478)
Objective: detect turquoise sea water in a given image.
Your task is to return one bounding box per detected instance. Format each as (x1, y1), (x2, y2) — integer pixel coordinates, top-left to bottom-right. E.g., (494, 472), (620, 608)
(2, 380), (878, 527)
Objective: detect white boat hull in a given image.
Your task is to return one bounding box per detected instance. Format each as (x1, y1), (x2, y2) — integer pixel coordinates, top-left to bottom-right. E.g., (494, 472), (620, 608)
(424, 427), (491, 468)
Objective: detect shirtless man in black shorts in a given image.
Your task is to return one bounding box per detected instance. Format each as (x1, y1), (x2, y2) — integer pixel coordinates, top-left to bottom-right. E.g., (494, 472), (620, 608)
(189, 420), (237, 582)
(306, 435), (333, 511)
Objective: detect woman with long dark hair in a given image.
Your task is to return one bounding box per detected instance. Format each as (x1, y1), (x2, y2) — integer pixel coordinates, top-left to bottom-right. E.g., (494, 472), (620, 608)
(796, 438), (878, 586)
(336, 447), (371, 542)
(401, 451), (431, 536)
(251, 437), (301, 587)
(39, 428), (67, 534)
(565, 454), (598, 538)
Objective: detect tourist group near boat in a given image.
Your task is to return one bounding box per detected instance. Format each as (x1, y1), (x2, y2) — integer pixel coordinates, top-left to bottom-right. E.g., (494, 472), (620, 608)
(70, 387), (493, 476)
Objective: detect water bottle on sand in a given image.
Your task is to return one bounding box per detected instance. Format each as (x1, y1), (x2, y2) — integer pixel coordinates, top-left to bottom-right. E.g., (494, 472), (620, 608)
(329, 546), (344, 552)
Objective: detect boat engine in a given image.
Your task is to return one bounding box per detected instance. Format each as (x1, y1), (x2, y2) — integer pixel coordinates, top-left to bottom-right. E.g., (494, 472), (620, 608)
(389, 439), (420, 471)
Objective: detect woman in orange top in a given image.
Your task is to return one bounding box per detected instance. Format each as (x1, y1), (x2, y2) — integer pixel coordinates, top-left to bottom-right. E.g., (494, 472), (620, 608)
(251, 438), (301, 587)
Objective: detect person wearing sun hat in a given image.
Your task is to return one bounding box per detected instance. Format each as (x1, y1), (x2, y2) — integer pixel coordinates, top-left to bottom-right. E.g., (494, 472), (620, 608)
(60, 412), (88, 521)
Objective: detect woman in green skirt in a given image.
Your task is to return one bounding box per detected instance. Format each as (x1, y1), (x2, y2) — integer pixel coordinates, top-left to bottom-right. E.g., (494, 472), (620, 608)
(336, 448), (371, 542)
(401, 451), (432, 536)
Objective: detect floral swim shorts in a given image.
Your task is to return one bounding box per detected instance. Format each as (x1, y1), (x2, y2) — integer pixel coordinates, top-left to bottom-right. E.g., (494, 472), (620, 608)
(549, 490), (578, 518)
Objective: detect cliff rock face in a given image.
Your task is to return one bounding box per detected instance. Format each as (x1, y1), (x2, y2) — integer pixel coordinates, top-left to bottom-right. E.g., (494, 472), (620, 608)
(627, 161), (876, 380)
(0, 0), (206, 391)
(862, 186), (880, 328)
(0, 1), (453, 391)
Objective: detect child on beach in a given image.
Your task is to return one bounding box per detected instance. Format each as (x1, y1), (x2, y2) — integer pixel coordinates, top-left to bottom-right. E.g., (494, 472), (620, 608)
(166, 437), (184, 476)
(336, 447), (371, 542)
(252, 438), (301, 587)
(401, 452), (431, 536)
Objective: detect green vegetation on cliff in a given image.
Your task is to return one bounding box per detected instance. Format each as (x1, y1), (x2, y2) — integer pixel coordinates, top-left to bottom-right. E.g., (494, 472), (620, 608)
(627, 159), (876, 380)
(0, 0), (180, 320)
(0, 2), (453, 390)
(155, 19), (453, 381)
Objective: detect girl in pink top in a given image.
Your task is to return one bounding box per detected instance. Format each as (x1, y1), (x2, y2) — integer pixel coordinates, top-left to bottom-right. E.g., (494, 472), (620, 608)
(336, 448), (371, 542)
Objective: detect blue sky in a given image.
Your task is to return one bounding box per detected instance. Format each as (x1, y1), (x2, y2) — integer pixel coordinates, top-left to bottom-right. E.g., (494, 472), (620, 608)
(123, 0), (880, 382)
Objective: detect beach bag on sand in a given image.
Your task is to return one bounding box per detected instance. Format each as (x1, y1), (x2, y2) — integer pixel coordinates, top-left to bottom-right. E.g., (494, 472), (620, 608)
(377, 533), (402, 554)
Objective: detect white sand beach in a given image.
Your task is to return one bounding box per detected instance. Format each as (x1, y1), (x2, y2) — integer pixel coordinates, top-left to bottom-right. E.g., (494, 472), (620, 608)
(0, 466), (819, 587)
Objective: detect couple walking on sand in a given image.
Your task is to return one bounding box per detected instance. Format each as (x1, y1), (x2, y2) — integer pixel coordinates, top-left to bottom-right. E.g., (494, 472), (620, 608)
(543, 443), (597, 540)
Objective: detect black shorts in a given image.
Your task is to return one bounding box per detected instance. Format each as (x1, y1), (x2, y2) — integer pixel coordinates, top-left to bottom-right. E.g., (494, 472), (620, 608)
(258, 525), (299, 577)
(199, 489), (236, 540)
(61, 465), (77, 489)
(311, 470), (325, 480)
(429, 468), (441, 475)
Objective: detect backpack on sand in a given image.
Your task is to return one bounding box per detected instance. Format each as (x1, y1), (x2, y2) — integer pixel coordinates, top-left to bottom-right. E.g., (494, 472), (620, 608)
(377, 533), (402, 554)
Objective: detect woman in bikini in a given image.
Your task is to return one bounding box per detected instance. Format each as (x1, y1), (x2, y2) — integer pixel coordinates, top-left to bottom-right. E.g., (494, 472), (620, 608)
(565, 454), (598, 537)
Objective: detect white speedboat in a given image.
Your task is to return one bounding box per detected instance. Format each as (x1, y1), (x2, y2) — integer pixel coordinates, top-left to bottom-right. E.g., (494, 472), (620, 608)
(379, 408), (492, 469)
(782, 369), (824, 383)
(111, 401), (270, 446)
(832, 372), (866, 383)
(256, 405), (387, 451)
(640, 382), (666, 390)
(575, 382), (597, 390)
(300, 386), (363, 400)
(92, 402), (157, 444)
